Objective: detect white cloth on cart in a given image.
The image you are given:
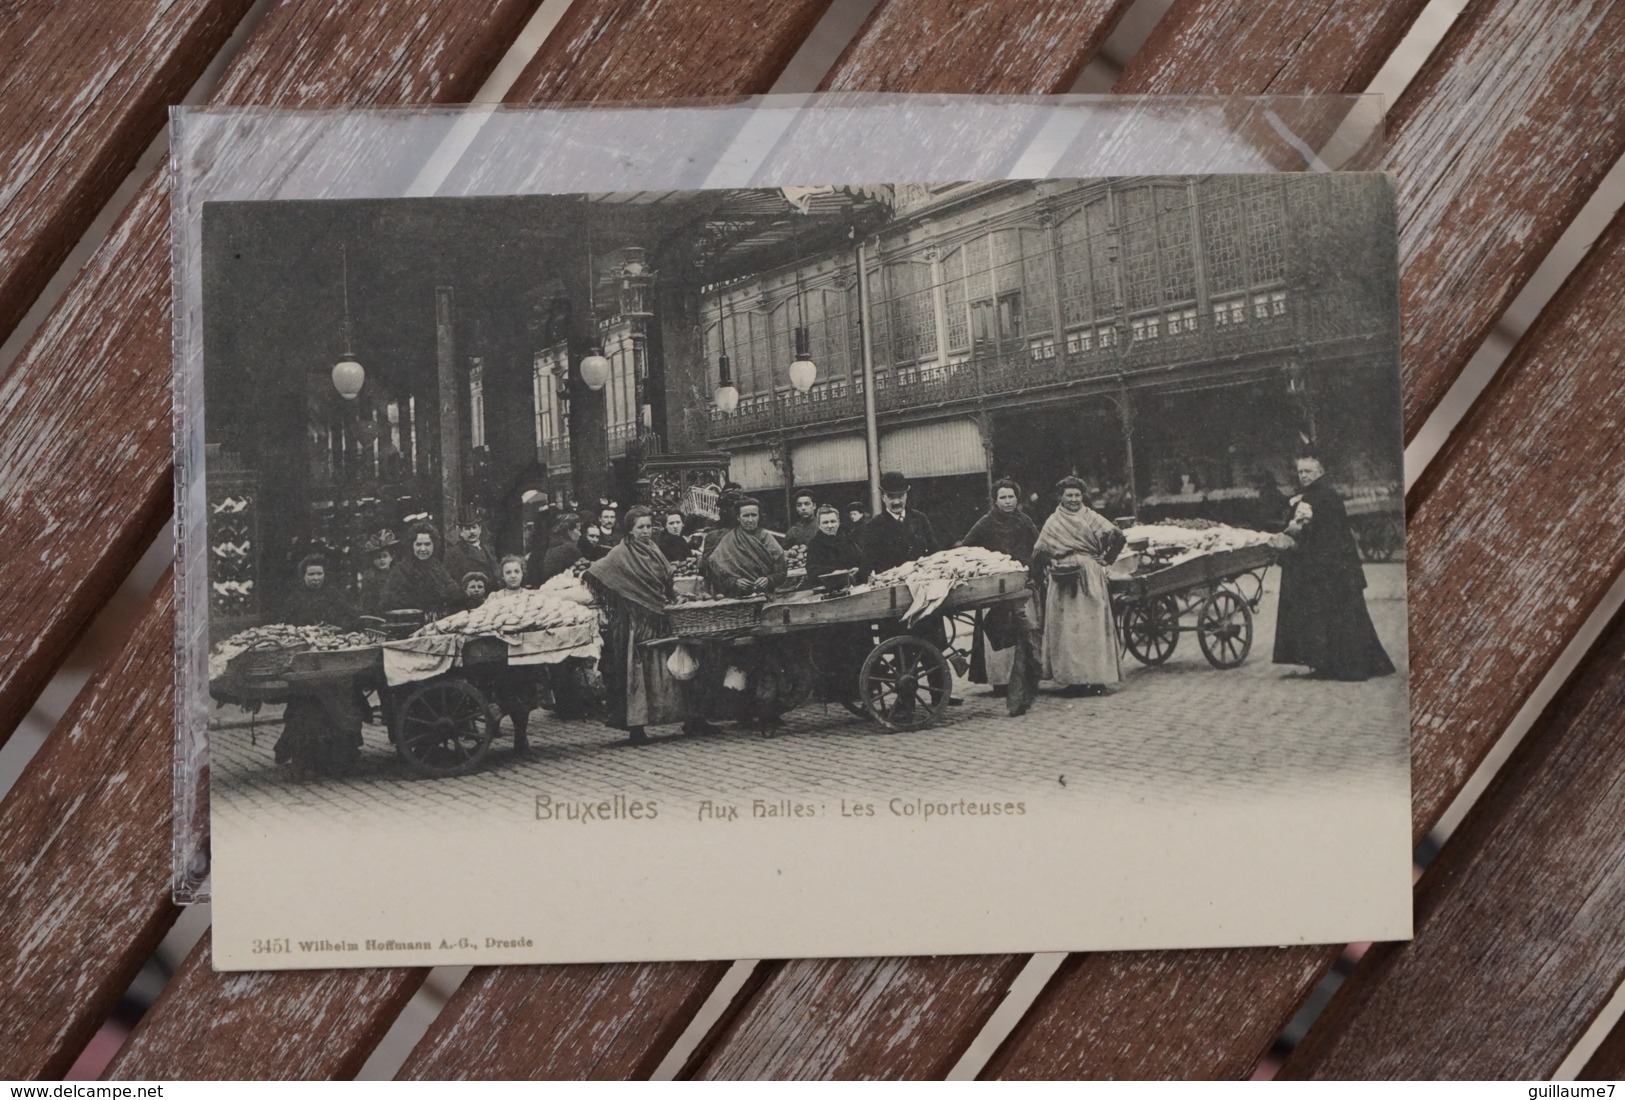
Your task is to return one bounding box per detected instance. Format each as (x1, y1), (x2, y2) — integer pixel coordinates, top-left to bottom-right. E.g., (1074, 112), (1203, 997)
(381, 624), (603, 686)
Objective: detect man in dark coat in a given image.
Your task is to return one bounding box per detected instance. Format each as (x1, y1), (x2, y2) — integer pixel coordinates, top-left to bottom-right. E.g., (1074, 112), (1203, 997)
(444, 507), (501, 587)
(1272, 456), (1396, 682)
(857, 471), (959, 708)
(528, 516), (585, 585)
(859, 471), (938, 574)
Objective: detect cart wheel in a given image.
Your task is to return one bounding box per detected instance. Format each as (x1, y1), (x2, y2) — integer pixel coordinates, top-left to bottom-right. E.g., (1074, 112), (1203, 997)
(1197, 589), (1253, 669)
(394, 679), (496, 778)
(859, 635), (952, 732)
(1122, 596), (1180, 665)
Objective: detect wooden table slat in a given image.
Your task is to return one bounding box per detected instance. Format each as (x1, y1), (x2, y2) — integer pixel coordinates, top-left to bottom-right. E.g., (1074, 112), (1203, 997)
(106, 936), (425, 1080)
(1114, 0), (1426, 95)
(506, 0), (833, 104)
(1380, 0), (1625, 439)
(0, 0), (254, 355)
(0, 0), (546, 1078)
(0, 0), (545, 757)
(0, 581), (180, 1080)
(820, 0), (1133, 94)
(686, 955), (1030, 1080)
(984, 947), (1339, 1079)
(1579, 1014), (1625, 1080)
(397, 962), (732, 1079)
(1280, 600), (1625, 1079)
(686, 0), (1433, 1078)
(981, 191), (1625, 1081)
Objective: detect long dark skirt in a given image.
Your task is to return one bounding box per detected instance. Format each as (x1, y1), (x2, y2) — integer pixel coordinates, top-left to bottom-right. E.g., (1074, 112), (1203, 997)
(1273, 562), (1395, 681)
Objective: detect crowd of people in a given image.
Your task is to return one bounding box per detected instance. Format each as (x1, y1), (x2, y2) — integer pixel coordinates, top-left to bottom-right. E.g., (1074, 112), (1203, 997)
(267, 454), (1393, 765)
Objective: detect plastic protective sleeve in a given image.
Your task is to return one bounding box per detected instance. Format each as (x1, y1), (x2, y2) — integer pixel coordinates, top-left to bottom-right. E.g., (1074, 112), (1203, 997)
(169, 92), (1385, 904)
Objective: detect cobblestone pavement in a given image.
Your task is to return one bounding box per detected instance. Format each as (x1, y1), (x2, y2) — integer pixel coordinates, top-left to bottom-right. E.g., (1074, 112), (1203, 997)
(213, 564), (1410, 828)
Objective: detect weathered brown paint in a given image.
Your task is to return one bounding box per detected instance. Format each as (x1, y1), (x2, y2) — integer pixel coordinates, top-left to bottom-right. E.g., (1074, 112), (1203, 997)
(398, 961), (734, 1079)
(107, 934), (426, 1080)
(0, 0), (255, 360)
(0, 581), (180, 1080)
(1282, 598), (1625, 1078)
(0, 0), (545, 1078)
(821, 0), (1134, 94)
(2, 0), (1623, 1083)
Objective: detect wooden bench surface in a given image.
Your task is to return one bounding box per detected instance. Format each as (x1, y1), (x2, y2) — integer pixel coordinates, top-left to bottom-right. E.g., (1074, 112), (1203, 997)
(2, 0), (1624, 1080)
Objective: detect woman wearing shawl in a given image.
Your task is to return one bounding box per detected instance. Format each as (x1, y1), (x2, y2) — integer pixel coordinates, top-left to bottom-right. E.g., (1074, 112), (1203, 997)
(702, 497), (787, 597)
(584, 507), (705, 745)
(381, 523), (464, 620)
(1034, 476), (1125, 696)
(959, 478), (1040, 698)
(699, 498), (804, 728)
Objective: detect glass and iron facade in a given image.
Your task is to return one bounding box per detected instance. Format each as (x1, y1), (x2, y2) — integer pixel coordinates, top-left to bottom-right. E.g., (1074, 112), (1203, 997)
(700, 175), (1400, 523)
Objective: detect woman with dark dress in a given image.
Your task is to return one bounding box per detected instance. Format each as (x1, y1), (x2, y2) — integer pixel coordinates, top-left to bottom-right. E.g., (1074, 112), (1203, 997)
(276, 555), (364, 772)
(804, 505), (870, 703)
(380, 523), (463, 620)
(804, 504), (868, 584)
(1272, 456), (1396, 682)
(656, 510), (693, 563)
(959, 478), (1041, 699)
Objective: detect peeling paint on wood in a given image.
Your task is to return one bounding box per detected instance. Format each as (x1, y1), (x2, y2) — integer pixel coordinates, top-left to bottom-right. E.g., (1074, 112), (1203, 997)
(1283, 600), (1625, 1078)
(821, 0), (1133, 94)
(687, 1), (1440, 1079)
(398, 962), (731, 1079)
(5, 0), (1625, 1083)
(507, 0), (834, 103)
(106, 934), (425, 1080)
(0, 582), (180, 1080)
(0, 0), (544, 1078)
(0, 0), (254, 356)
(1380, 0), (1625, 438)
(688, 955), (1030, 1079)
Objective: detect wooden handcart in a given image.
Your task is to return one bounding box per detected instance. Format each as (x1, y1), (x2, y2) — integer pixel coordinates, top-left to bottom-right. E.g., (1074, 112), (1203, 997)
(1109, 543), (1276, 670)
(211, 623), (597, 779)
(668, 571), (1030, 733)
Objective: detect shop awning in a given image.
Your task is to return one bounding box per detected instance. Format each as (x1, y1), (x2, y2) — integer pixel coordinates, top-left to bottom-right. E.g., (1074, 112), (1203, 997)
(790, 435), (867, 485)
(730, 447), (784, 491)
(880, 419), (986, 479)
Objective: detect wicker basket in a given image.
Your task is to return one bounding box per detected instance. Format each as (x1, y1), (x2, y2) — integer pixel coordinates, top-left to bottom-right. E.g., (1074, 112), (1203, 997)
(230, 640), (309, 680)
(667, 597), (764, 637)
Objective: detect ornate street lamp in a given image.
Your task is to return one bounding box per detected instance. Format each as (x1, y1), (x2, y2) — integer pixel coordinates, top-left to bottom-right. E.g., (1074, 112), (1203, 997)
(787, 217), (817, 393)
(579, 204), (610, 391)
(714, 290), (738, 414)
(332, 244), (364, 399)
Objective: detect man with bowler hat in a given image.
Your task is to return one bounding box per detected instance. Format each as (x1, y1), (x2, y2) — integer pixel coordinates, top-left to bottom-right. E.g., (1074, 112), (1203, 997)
(857, 470), (960, 708)
(859, 470), (938, 574)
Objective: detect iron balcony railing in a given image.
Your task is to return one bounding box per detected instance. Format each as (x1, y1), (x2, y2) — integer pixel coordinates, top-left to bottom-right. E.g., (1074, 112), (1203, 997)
(706, 305), (1330, 440)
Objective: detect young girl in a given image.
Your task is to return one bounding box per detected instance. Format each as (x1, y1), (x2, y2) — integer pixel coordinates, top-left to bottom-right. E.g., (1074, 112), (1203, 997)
(499, 554), (527, 592)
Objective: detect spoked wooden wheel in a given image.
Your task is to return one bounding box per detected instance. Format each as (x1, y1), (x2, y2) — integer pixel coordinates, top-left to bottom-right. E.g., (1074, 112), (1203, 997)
(394, 679), (497, 778)
(1197, 589), (1253, 669)
(1122, 596), (1180, 665)
(859, 635), (952, 732)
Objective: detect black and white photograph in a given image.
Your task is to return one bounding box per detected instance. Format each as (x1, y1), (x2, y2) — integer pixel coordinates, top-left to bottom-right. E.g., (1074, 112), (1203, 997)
(195, 174), (1411, 969)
